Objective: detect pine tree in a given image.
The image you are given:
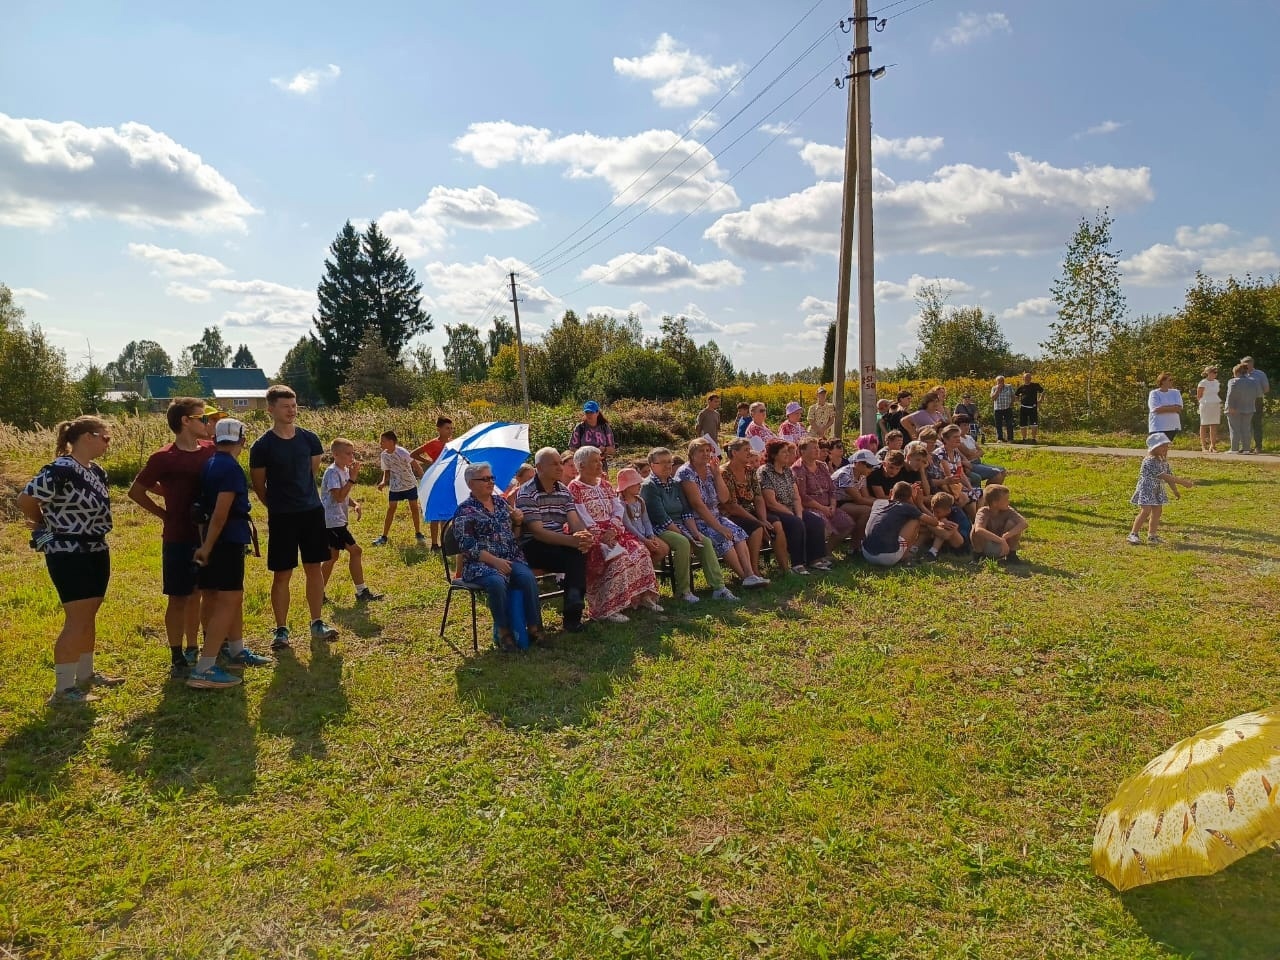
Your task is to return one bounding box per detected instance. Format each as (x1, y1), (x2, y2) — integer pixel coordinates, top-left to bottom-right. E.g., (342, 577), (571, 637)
(187, 326), (231, 368)
(312, 220), (431, 403)
(232, 344), (258, 369)
(821, 322), (836, 384)
(277, 335), (324, 407)
(1043, 209), (1127, 416)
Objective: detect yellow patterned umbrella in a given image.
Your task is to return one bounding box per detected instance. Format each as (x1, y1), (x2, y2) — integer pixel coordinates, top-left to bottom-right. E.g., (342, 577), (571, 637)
(1093, 708), (1280, 892)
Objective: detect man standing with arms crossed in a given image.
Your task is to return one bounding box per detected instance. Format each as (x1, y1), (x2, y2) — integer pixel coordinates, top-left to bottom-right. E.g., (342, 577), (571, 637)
(249, 385), (339, 649)
(1242, 356), (1270, 454)
(808, 387), (836, 440)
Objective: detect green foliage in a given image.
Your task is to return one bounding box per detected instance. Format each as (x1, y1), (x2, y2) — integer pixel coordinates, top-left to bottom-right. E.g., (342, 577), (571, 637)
(487, 316), (515, 361)
(487, 342), (524, 403)
(185, 326), (232, 369)
(105, 339), (172, 383)
(276, 335), (324, 407)
(313, 221), (432, 403)
(443, 323), (489, 384)
(821, 321), (836, 384)
(1043, 209), (1127, 414)
(526, 311), (644, 403)
(77, 364), (111, 413)
(231, 344), (258, 369)
(0, 284), (75, 428)
(338, 328), (419, 408)
(912, 282), (1016, 379)
(577, 347), (684, 403)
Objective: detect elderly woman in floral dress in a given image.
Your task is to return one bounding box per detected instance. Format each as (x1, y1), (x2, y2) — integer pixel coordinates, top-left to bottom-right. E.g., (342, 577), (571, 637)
(744, 402), (778, 444)
(792, 436), (856, 555)
(677, 437), (769, 587)
(568, 446), (662, 624)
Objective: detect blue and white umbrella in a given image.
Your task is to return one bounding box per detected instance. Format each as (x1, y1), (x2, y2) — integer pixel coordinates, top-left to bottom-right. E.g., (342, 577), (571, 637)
(418, 420), (531, 521)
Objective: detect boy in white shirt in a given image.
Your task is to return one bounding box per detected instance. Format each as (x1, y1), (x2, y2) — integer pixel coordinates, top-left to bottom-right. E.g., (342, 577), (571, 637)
(322, 438), (382, 602)
(373, 430), (425, 546)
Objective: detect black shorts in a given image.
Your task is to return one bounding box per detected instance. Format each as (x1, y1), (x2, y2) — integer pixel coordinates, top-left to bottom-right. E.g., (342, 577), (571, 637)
(266, 507), (330, 571)
(388, 487), (419, 503)
(162, 541), (199, 596)
(1019, 406), (1039, 426)
(45, 550), (110, 604)
(327, 525), (356, 551)
(197, 541), (247, 592)
(732, 513), (765, 537)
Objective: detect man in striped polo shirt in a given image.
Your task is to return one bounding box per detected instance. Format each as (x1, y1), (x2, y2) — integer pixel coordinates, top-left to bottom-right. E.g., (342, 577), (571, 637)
(515, 447), (593, 633)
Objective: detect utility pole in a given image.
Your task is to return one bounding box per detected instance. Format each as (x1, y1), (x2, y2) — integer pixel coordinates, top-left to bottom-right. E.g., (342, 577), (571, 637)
(830, 5), (859, 442)
(852, 0), (879, 437)
(508, 271), (531, 421)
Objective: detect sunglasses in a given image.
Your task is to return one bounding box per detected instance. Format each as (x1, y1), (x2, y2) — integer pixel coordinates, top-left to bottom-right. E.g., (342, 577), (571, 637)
(91, 432), (112, 442)
(472, 476), (496, 484)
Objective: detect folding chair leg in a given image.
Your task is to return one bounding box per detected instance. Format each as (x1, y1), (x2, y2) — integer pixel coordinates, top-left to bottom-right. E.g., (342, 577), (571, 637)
(439, 590), (453, 638)
(470, 592), (478, 653)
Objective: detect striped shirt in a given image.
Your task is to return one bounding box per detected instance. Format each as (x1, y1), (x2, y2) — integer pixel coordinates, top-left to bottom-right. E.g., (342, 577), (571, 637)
(991, 384), (1014, 410)
(515, 475), (575, 540)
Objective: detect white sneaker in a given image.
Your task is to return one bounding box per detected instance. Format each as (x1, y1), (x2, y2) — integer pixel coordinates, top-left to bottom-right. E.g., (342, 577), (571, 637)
(682, 592), (700, 604)
(603, 612), (630, 624)
(639, 598), (665, 612)
(741, 574), (766, 588)
(791, 566), (810, 575)
(1126, 533), (1141, 545)
(712, 587), (739, 601)
(811, 559), (833, 571)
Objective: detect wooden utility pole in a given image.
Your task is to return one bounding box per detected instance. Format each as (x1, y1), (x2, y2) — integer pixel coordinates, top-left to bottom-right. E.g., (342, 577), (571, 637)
(830, 4), (859, 442)
(508, 271), (531, 421)
(853, 0), (879, 436)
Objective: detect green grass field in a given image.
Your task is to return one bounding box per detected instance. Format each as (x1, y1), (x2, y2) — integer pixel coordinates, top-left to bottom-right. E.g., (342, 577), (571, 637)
(2, 448), (1279, 959)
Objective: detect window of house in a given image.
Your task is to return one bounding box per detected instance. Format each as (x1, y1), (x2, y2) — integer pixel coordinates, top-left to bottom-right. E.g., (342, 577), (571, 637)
(234, 398), (249, 408)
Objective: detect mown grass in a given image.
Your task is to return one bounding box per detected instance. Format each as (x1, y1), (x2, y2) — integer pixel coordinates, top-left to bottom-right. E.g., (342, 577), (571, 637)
(1, 448), (1278, 959)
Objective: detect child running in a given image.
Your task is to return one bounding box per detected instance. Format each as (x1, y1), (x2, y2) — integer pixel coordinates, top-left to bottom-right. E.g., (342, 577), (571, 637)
(410, 416), (454, 549)
(1128, 432), (1195, 545)
(322, 439), (383, 602)
(374, 430), (425, 546)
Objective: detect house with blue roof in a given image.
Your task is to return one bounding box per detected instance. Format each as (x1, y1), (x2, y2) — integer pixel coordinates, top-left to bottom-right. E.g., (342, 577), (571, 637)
(142, 367), (271, 412)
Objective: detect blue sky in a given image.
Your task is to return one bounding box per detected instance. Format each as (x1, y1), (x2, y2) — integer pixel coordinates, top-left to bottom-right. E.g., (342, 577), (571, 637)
(3, 0), (1278, 379)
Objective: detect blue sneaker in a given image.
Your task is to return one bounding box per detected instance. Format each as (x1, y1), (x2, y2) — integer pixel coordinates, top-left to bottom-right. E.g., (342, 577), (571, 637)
(270, 627), (291, 650)
(310, 620), (338, 641)
(186, 665), (242, 690)
(224, 647), (273, 668)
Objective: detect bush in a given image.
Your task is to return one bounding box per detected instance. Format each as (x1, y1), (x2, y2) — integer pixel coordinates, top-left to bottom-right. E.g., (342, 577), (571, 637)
(577, 348), (684, 403)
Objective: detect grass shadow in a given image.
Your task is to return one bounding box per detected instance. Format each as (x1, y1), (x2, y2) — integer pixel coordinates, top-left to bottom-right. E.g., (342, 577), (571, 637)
(258, 640), (349, 761)
(396, 546), (430, 567)
(1120, 849), (1280, 959)
(0, 707), (94, 800)
(329, 601), (385, 640)
(105, 674), (257, 800)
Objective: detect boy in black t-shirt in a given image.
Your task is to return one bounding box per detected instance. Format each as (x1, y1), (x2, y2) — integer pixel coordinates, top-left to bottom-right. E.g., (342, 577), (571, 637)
(248, 385), (338, 650)
(1014, 373), (1045, 443)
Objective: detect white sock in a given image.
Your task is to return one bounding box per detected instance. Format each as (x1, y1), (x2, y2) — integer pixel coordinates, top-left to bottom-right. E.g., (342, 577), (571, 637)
(55, 663), (77, 692)
(928, 547), (939, 556)
(197, 656), (216, 672)
(77, 652), (94, 682)
(228, 639), (244, 656)
(354, 583), (366, 593)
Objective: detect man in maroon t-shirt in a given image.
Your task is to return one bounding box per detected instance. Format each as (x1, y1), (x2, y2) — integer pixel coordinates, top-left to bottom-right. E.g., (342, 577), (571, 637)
(128, 398), (219, 678)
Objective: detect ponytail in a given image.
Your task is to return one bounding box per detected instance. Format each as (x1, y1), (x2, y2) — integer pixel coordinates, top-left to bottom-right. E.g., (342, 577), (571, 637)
(55, 416), (108, 456)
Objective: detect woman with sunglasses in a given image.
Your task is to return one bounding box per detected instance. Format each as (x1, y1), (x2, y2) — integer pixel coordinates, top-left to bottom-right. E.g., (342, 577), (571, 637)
(16, 416), (123, 705)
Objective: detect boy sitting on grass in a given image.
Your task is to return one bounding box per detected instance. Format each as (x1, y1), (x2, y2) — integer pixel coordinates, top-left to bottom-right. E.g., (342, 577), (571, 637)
(861, 481), (943, 568)
(921, 491), (968, 561)
(970, 484), (1028, 562)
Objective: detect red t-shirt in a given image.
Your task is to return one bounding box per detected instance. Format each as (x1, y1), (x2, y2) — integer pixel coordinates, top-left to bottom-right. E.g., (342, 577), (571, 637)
(134, 441), (217, 543)
(417, 438), (446, 463)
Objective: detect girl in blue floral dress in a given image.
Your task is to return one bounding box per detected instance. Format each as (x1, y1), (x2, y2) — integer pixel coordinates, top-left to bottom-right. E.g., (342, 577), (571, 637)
(1127, 433), (1195, 545)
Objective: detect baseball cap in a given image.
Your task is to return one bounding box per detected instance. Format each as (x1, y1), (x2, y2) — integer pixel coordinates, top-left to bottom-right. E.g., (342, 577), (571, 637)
(583, 400), (601, 413)
(852, 449), (880, 467)
(202, 403), (226, 422)
(1145, 432), (1171, 451)
(817, 386), (828, 395)
(615, 467), (643, 492)
(214, 418), (247, 445)
(786, 401), (803, 415)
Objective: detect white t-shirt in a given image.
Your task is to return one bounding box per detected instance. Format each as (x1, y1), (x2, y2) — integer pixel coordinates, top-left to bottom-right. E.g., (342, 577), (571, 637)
(321, 463), (351, 528)
(1148, 388), (1184, 432)
(380, 445), (418, 492)
(1197, 378), (1222, 406)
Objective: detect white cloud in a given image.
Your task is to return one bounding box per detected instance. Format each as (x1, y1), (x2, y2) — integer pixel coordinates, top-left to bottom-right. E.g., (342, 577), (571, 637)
(0, 113), (257, 231)
(127, 242), (229, 276)
(1121, 225), (1280, 287)
(453, 121), (738, 213)
(585, 301), (654, 325)
(165, 282), (212, 303)
(378, 185), (539, 258)
(800, 135), (944, 177)
(209, 278), (316, 328)
(672, 301), (755, 336)
(799, 143), (844, 177)
(10, 287), (49, 300)
(424, 256), (559, 317)
(1074, 120), (1125, 139)
(933, 12), (1012, 50)
(689, 112), (719, 136)
(759, 122), (792, 137)
(578, 246), (744, 290)
(798, 295), (835, 331)
(999, 296), (1054, 320)
(706, 153), (1153, 263)
(613, 34), (739, 108)
(875, 273), (973, 301)
(271, 64), (340, 95)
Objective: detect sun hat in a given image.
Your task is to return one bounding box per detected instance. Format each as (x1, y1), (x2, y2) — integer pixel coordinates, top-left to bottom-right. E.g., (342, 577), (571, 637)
(1146, 432), (1171, 451)
(214, 418), (247, 445)
(785, 401), (803, 415)
(852, 449), (880, 467)
(615, 467), (643, 492)
(583, 400), (601, 413)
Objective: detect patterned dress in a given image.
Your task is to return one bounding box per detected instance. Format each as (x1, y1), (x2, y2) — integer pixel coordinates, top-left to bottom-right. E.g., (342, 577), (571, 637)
(791, 459), (854, 537)
(778, 419), (807, 443)
(452, 495), (526, 584)
(568, 477), (658, 619)
(1131, 455), (1171, 506)
(745, 420), (777, 443)
(675, 463), (747, 557)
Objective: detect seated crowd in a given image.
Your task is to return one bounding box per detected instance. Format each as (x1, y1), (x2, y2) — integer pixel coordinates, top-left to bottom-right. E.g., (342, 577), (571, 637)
(449, 394), (1026, 649)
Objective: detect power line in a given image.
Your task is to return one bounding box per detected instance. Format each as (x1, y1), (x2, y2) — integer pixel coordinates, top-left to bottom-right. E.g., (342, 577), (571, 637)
(525, 9), (842, 274)
(876, 0), (941, 19)
(546, 76), (838, 304)
(532, 52), (843, 284)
